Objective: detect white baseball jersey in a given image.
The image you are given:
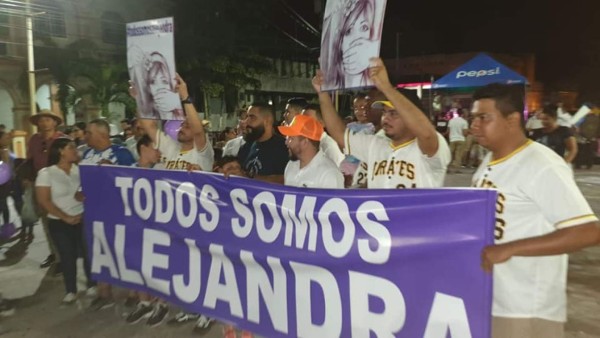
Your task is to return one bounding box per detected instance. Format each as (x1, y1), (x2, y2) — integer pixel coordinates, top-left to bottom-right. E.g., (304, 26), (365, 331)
(284, 151), (344, 188)
(472, 140), (598, 322)
(344, 129), (450, 188)
(155, 130), (214, 171)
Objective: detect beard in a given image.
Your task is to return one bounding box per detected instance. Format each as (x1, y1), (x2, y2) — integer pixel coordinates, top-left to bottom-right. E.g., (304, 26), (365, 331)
(289, 150), (298, 162)
(243, 125), (265, 142)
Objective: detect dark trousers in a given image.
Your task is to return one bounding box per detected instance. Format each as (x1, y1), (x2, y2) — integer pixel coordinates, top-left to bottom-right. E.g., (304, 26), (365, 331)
(48, 219), (95, 294)
(575, 141), (595, 168)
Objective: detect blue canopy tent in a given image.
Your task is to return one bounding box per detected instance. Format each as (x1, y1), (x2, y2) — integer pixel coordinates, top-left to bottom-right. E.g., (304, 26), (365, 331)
(432, 53), (528, 89)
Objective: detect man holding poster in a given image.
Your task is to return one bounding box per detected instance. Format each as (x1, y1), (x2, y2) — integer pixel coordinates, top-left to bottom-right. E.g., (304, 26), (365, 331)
(320, 0), (386, 90)
(470, 83), (600, 338)
(127, 17), (184, 120)
(314, 58), (451, 189)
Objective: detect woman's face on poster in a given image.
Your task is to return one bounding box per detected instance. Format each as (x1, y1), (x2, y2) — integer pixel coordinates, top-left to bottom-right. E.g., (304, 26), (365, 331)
(149, 64), (171, 97)
(341, 7), (372, 74)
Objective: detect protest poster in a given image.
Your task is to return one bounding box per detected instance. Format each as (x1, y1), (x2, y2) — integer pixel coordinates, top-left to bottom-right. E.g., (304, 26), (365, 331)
(126, 17), (184, 120)
(81, 165), (495, 338)
(320, 0), (387, 91)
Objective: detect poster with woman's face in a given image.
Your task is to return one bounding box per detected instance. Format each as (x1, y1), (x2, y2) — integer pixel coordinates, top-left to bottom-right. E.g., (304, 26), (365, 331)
(126, 17), (184, 120)
(320, 0), (387, 91)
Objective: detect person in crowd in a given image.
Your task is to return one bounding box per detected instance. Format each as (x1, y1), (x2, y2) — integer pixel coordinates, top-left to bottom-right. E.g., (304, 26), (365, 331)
(282, 97), (308, 126)
(123, 134), (169, 326)
(222, 110), (247, 157)
(16, 160), (39, 242)
(124, 119), (146, 161)
(447, 109), (469, 173)
(0, 133), (15, 244)
(573, 103), (599, 169)
(71, 122), (86, 146)
(302, 103), (345, 167)
(135, 75), (214, 172)
(26, 110), (65, 272)
(131, 75), (215, 331)
(555, 101), (572, 128)
(237, 103), (288, 184)
(216, 127), (237, 149)
(339, 93), (376, 187)
(525, 107), (543, 137)
(314, 58), (451, 189)
(470, 83), (600, 338)
(214, 156), (245, 177)
(320, 0), (383, 89)
(35, 138), (95, 305)
(80, 118), (135, 311)
(531, 104), (578, 165)
(279, 114), (344, 188)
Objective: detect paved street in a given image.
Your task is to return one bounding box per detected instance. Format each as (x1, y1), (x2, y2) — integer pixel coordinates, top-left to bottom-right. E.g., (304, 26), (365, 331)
(0, 167), (599, 337)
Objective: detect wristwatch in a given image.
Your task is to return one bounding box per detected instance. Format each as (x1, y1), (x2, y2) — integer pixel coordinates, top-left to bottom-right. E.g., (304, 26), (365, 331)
(181, 96), (193, 105)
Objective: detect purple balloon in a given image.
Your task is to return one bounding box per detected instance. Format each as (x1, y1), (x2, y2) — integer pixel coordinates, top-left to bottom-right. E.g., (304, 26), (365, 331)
(0, 162), (10, 185)
(164, 120), (182, 140)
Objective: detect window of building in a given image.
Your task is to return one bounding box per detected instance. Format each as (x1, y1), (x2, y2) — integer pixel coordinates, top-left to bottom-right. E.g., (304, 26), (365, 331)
(33, 1), (66, 38)
(101, 11), (124, 45)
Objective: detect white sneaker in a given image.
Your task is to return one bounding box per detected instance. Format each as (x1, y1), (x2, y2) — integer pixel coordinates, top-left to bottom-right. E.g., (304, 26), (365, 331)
(86, 286), (97, 297)
(62, 293), (77, 304)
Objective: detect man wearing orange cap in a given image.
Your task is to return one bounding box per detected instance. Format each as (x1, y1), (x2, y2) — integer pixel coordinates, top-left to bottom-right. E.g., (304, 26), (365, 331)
(313, 58), (450, 189)
(278, 115), (344, 188)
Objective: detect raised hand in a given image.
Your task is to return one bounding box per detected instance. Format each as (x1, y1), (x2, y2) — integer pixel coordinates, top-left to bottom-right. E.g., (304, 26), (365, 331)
(312, 69), (325, 94)
(368, 57), (393, 91)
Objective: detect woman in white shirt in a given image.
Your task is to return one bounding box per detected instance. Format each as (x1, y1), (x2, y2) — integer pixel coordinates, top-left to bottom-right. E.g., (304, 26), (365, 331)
(36, 138), (95, 304)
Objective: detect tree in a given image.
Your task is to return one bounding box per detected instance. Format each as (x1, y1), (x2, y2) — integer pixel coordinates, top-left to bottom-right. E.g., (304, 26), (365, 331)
(169, 0), (277, 115)
(35, 39), (135, 121)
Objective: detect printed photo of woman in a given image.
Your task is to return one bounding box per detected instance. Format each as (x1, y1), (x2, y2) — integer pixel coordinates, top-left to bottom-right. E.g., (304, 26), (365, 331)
(320, 0), (387, 91)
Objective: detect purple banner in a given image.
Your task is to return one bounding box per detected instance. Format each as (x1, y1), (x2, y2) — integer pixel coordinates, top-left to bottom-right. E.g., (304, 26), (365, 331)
(81, 165), (495, 338)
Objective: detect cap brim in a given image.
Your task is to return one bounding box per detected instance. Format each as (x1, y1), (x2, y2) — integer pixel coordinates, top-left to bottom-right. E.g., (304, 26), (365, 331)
(371, 101), (394, 109)
(277, 125), (299, 138)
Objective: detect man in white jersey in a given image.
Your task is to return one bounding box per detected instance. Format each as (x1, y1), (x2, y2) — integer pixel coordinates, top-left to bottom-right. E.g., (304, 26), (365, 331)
(470, 83), (600, 338)
(278, 114), (344, 188)
(135, 74), (214, 171)
(314, 57), (450, 189)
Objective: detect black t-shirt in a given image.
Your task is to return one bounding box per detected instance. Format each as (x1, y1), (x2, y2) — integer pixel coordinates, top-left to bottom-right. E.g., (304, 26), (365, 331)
(531, 126), (573, 157)
(237, 134), (289, 177)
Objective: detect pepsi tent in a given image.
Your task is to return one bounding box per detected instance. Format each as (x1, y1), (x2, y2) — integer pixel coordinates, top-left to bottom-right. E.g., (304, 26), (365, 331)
(432, 53), (528, 89)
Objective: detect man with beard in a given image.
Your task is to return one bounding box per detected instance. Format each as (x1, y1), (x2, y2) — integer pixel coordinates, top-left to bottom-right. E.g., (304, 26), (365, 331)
(278, 114), (343, 188)
(237, 103), (288, 184)
(314, 58), (450, 189)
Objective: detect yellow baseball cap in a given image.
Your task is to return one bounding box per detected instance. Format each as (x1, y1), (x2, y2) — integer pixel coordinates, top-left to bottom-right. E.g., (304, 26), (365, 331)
(371, 101), (394, 109)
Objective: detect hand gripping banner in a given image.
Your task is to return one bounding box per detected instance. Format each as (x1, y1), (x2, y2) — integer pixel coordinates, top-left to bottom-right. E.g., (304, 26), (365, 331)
(81, 165), (496, 338)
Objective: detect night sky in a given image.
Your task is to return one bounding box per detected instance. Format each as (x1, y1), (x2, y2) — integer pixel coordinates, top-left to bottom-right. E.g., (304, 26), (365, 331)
(286, 0), (600, 93)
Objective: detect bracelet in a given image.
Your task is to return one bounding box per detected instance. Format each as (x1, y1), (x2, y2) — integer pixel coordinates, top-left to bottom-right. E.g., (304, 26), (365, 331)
(181, 96), (193, 105)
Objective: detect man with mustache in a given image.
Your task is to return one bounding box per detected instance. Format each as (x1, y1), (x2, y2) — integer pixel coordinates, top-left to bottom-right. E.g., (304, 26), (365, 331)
(314, 58), (451, 189)
(237, 103), (288, 184)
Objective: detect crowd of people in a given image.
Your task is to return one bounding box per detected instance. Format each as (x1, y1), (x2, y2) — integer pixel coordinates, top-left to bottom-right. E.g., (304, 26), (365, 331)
(0, 58), (598, 338)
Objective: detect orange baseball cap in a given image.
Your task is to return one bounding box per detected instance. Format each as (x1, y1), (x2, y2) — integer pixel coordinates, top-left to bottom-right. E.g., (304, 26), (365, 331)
(278, 114), (324, 141)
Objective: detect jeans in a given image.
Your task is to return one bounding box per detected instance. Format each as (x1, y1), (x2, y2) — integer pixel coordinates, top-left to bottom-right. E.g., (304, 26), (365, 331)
(48, 218), (95, 294)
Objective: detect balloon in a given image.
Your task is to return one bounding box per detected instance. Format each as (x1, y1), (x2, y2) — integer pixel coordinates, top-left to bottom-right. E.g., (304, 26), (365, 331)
(164, 120), (182, 140)
(0, 161), (11, 185)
